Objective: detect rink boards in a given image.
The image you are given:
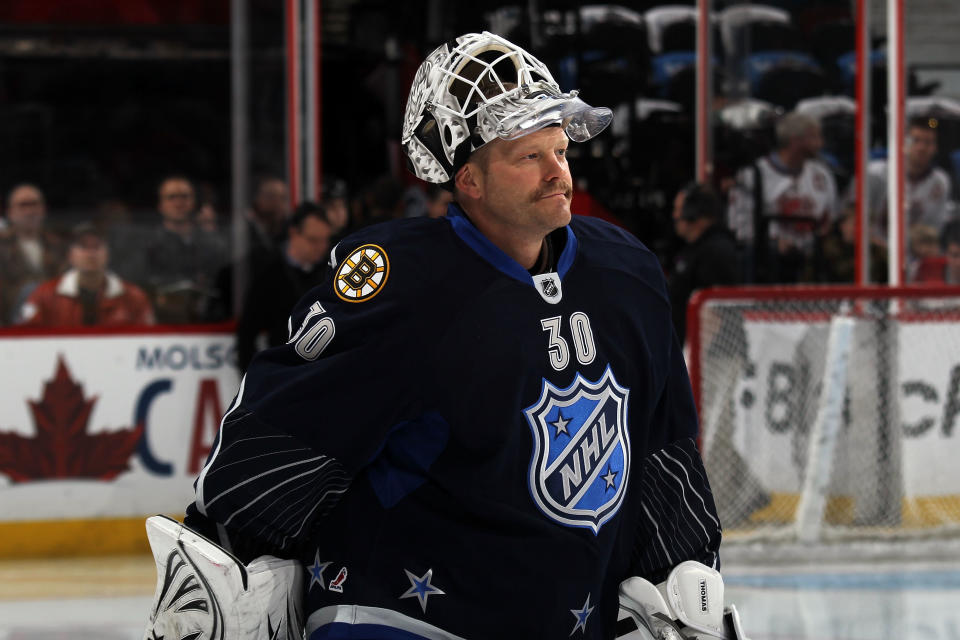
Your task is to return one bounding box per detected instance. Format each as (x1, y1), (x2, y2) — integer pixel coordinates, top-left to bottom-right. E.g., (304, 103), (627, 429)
(5, 314), (959, 557)
(715, 313), (960, 529)
(0, 328), (240, 557)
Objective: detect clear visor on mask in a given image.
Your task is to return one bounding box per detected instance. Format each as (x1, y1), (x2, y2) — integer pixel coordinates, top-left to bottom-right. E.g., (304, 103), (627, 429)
(482, 88), (613, 143)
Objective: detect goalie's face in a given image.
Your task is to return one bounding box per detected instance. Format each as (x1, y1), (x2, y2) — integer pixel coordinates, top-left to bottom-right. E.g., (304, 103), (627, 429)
(461, 126), (573, 242)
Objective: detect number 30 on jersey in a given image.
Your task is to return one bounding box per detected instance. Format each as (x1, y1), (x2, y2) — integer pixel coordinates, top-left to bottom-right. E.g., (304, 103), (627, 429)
(540, 312), (596, 371)
(289, 301), (336, 361)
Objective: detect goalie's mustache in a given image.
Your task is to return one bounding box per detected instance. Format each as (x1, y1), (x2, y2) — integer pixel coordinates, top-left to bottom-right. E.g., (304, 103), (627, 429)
(533, 181), (573, 201)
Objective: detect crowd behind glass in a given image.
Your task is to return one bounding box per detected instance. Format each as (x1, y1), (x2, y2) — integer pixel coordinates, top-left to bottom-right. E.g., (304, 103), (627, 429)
(3, 0), (960, 357)
(1, 115), (958, 334)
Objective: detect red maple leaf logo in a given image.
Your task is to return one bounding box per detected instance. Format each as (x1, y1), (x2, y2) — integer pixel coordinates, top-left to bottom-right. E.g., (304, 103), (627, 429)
(0, 355), (143, 482)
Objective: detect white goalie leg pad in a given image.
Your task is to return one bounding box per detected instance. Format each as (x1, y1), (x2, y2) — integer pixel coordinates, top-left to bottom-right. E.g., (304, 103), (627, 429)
(617, 561), (750, 640)
(142, 515), (304, 640)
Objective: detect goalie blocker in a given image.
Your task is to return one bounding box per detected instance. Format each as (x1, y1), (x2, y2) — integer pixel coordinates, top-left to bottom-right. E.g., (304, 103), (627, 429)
(142, 515), (304, 640)
(617, 561), (750, 640)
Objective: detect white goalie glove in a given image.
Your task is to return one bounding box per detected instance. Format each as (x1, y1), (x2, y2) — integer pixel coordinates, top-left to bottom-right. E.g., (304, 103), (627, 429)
(142, 515), (304, 640)
(616, 561), (750, 640)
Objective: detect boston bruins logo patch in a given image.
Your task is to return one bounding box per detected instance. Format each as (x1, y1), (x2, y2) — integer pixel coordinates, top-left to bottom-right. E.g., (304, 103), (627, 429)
(335, 244), (390, 302)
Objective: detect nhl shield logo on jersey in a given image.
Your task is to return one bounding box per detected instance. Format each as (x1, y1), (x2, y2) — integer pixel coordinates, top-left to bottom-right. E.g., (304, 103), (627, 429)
(532, 272), (563, 304)
(335, 244), (390, 302)
(524, 366), (630, 534)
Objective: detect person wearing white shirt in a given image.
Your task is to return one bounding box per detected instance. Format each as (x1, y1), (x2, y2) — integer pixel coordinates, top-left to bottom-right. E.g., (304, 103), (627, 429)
(727, 111), (838, 283)
(865, 117), (954, 261)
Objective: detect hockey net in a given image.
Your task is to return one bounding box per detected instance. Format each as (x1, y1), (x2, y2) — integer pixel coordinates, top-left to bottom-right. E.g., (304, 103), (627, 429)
(688, 285), (960, 561)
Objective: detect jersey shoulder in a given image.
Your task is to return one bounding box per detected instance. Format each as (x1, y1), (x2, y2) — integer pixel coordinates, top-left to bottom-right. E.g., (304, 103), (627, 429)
(570, 214), (647, 251)
(570, 214), (652, 258)
(570, 215), (667, 297)
(326, 217), (454, 304)
(330, 217), (451, 268)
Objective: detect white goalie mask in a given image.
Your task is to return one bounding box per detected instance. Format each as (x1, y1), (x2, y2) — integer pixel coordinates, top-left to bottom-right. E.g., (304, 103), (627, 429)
(401, 31), (613, 184)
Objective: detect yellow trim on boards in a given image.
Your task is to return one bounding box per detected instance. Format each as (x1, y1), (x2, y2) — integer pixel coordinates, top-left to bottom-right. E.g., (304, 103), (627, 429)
(0, 515), (183, 559)
(902, 496), (960, 527)
(726, 492), (960, 535)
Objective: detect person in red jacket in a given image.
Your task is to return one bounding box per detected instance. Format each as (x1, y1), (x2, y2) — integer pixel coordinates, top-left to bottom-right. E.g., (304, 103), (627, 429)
(914, 221), (960, 285)
(18, 222), (154, 327)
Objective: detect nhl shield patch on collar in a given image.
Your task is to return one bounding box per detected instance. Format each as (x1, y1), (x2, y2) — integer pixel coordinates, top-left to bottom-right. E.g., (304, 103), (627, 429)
(524, 366), (631, 534)
(532, 272), (562, 304)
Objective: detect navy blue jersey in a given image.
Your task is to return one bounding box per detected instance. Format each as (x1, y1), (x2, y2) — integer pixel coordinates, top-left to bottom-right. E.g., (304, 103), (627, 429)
(189, 204), (721, 639)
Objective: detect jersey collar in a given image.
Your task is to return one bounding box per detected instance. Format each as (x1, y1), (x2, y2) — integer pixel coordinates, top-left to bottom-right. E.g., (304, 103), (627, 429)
(445, 203), (578, 286)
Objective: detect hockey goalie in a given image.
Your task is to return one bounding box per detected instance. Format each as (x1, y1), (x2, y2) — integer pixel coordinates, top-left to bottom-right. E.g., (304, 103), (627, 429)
(141, 28), (755, 640)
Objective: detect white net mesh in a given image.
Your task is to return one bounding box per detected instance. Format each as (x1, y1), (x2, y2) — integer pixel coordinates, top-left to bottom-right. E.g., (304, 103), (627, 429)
(689, 286), (960, 560)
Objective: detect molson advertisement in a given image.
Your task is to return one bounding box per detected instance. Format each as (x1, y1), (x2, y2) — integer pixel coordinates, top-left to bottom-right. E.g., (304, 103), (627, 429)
(0, 329), (240, 556)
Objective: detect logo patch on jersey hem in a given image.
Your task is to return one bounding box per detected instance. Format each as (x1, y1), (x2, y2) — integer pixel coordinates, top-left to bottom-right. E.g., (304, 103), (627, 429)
(524, 366), (630, 534)
(329, 567), (348, 593)
(335, 244), (389, 302)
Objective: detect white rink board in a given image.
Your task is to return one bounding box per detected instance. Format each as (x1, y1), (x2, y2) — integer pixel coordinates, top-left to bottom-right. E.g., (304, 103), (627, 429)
(0, 332), (240, 522)
(733, 319), (826, 493)
(730, 316), (960, 501)
(898, 321), (960, 497)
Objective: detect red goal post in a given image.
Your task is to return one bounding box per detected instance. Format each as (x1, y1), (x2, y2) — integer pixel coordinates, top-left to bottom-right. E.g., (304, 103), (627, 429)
(686, 285), (960, 557)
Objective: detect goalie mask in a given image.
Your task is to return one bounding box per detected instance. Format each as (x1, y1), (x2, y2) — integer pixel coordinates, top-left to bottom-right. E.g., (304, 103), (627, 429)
(401, 31), (613, 184)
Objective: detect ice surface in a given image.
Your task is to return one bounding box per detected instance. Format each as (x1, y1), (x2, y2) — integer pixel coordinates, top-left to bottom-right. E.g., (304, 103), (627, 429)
(2, 557), (959, 639)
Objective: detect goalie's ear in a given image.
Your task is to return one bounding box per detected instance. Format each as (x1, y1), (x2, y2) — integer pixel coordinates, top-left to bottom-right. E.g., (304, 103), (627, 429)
(142, 515), (304, 640)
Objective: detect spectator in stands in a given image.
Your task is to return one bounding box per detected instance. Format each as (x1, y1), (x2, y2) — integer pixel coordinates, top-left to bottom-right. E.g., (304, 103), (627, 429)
(907, 223), (941, 282)
(18, 222), (153, 327)
(322, 179), (351, 240)
(0, 184), (67, 324)
(668, 183), (740, 344)
(947, 222), (960, 285)
(727, 111), (838, 283)
(247, 175), (291, 257)
(807, 205), (887, 283)
(235, 201), (332, 373)
(402, 183), (429, 218)
(425, 183), (454, 218)
(213, 176), (293, 320)
(141, 175), (227, 324)
(914, 220), (960, 284)
(865, 117), (954, 257)
(197, 204), (218, 234)
(196, 183), (221, 234)
(358, 175), (405, 227)
(400, 181), (455, 220)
